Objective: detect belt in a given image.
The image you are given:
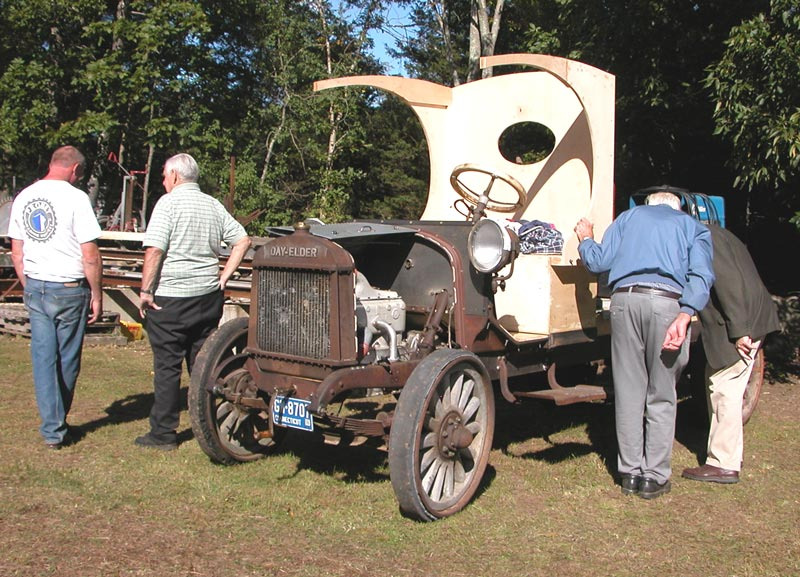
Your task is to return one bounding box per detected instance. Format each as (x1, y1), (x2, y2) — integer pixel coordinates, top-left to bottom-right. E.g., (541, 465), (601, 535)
(613, 285), (680, 300)
(26, 276), (86, 287)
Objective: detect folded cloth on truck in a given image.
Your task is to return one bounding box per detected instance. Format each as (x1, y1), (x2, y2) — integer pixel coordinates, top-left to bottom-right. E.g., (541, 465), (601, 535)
(515, 219), (564, 254)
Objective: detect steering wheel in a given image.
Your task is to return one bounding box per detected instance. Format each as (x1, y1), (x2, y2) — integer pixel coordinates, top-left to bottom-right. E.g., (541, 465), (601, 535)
(449, 164), (527, 219)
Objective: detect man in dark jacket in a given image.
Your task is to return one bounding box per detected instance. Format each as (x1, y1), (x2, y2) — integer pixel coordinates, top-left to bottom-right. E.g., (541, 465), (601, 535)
(682, 224), (780, 484)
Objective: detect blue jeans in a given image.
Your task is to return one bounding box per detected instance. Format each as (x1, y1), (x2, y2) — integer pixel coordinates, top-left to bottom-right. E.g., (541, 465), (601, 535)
(23, 278), (90, 444)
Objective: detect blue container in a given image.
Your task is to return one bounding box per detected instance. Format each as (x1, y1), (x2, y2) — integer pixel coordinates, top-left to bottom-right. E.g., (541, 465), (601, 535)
(628, 187), (725, 228)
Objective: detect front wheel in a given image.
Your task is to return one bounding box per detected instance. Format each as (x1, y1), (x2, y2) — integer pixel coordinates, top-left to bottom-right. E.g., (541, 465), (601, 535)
(189, 317), (283, 464)
(388, 349), (495, 521)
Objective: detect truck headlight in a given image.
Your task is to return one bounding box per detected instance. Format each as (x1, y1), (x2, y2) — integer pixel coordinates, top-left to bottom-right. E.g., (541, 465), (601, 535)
(468, 219), (517, 274)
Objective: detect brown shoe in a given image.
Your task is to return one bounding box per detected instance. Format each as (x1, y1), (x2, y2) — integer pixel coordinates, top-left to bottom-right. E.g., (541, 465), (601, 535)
(682, 464), (739, 484)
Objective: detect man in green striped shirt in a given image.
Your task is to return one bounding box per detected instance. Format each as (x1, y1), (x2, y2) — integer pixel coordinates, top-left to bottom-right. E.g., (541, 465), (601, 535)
(136, 153), (251, 450)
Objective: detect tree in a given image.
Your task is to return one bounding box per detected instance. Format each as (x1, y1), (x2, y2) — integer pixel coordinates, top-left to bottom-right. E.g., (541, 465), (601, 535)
(0, 0), (112, 183)
(513, 0), (770, 212)
(0, 0), (392, 228)
(470, 0), (508, 79)
(705, 0), (800, 229)
(390, 0), (509, 86)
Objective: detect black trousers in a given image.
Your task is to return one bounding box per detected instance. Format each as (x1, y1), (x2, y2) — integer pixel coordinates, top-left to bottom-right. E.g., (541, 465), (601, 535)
(144, 290), (224, 441)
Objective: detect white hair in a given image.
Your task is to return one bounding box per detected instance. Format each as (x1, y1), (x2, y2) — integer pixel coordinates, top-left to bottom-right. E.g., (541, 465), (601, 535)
(645, 191), (681, 211)
(163, 153), (199, 183)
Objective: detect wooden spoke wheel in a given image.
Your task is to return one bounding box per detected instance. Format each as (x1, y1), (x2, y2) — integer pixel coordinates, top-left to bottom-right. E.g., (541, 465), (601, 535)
(388, 349), (495, 521)
(189, 317), (283, 463)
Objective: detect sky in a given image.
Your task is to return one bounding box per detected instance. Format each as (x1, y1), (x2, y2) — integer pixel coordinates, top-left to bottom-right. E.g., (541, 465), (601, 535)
(333, 1), (413, 75)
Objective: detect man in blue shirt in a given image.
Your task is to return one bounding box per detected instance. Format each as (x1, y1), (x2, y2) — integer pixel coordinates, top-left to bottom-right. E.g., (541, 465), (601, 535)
(575, 191), (714, 499)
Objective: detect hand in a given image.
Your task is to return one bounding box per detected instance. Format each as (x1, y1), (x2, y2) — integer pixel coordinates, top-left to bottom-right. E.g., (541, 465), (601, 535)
(138, 291), (162, 318)
(87, 295), (102, 324)
(662, 312), (692, 350)
(574, 218), (594, 242)
(735, 335), (757, 361)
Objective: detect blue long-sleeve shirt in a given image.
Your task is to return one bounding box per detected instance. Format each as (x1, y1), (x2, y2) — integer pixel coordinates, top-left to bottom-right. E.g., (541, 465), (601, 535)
(578, 204), (714, 315)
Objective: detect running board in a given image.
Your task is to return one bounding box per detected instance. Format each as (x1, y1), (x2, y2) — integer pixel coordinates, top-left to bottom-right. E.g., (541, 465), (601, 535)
(513, 385), (608, 405)
(496, 360), (610, 405)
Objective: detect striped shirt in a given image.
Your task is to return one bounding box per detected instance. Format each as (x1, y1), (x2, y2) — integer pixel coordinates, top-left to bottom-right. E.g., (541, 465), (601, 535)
(144, 182), (247, 297)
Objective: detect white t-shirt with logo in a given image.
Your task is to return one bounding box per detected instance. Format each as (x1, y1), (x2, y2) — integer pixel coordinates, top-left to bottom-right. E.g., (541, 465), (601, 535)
(8, 179), (102, 282)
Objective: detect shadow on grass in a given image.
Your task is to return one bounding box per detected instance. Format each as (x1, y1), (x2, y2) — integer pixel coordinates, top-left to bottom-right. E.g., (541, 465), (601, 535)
(276, 430), (390, 484)
(492, 386), (711, 483)
(76, 386), (195, 444)
(271, 395), (500, 501)
(493, 394), (617, 477)
(261, 395), (394, 484)
(177, 379), (713, 495)
(675, 395), (710, 466)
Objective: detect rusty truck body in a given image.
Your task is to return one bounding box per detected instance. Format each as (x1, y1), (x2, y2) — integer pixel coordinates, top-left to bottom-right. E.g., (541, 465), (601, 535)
(188, 54), (755, 520)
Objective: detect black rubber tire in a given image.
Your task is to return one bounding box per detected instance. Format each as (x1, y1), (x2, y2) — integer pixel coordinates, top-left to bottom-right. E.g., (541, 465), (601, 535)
(388, 349), (495, 521)
(189, 317), (282, 464)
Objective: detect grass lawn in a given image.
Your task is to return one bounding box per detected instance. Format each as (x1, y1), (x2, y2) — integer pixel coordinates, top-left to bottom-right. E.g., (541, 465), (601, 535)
(1, 335), (798, 577)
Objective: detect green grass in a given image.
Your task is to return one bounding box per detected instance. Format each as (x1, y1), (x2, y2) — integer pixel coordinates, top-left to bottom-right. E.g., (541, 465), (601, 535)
(1, 335), (798, 577)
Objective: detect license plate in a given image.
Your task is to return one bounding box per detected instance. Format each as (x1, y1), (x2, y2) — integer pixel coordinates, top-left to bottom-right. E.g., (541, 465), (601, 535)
(272, 396), (314, 432)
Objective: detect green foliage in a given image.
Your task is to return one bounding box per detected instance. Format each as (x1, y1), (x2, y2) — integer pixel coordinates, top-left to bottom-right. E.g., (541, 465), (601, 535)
(393, 0), (472, 85)
(352, 95), (428, 220)
(0, 59), (59, 155)
(0, 0), (109, 178)
(0, 0), (414, 229)
(705, 0), (800, 228)
(313, 166), (359, 223)
(5, 0), (793, 241)
(514, 0), (771, 200)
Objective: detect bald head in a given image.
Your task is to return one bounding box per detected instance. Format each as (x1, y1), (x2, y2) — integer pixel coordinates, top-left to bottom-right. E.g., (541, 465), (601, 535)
(45, 145), (86, 184)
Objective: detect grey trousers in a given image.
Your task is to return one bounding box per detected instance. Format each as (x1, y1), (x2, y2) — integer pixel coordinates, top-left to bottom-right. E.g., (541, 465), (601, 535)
(610, 291), (690, 484)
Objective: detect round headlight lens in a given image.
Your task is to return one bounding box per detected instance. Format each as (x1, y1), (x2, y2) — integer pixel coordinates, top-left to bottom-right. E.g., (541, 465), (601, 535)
(468, 219), (515, 273)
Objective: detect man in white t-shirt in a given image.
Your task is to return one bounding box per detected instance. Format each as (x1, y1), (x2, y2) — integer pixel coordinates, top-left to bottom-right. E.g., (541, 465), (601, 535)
(8, 146), (103, 450)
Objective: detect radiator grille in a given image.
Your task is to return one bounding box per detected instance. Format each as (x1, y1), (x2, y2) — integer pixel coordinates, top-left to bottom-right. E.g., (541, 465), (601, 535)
(256, 269), (330, 359)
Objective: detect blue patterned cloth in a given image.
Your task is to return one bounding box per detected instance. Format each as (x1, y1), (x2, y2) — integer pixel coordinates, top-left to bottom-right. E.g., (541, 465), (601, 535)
(518, 219), (564, 254)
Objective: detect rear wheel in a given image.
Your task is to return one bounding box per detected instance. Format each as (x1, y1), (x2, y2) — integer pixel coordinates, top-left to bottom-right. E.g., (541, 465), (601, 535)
(741, 348), (764, 425)
(388, 349), (495, 521)
(189, 317), (283, 463)
(687, 343), (764, 426)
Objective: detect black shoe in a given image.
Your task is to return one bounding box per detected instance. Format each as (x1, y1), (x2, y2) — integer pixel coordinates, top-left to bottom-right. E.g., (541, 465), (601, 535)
(638, 478), (671, 500)
(620, 474), (642, 495)
(134, 433), (177, 451)
(45, 431), (74, 450)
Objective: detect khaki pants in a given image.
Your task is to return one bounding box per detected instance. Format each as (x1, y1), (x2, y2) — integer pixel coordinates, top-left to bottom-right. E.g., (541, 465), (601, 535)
(705, 341), (760, 472)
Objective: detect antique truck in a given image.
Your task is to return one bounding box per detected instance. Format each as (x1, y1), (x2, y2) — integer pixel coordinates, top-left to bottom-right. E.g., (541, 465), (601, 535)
(188, 54), (761, 520)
